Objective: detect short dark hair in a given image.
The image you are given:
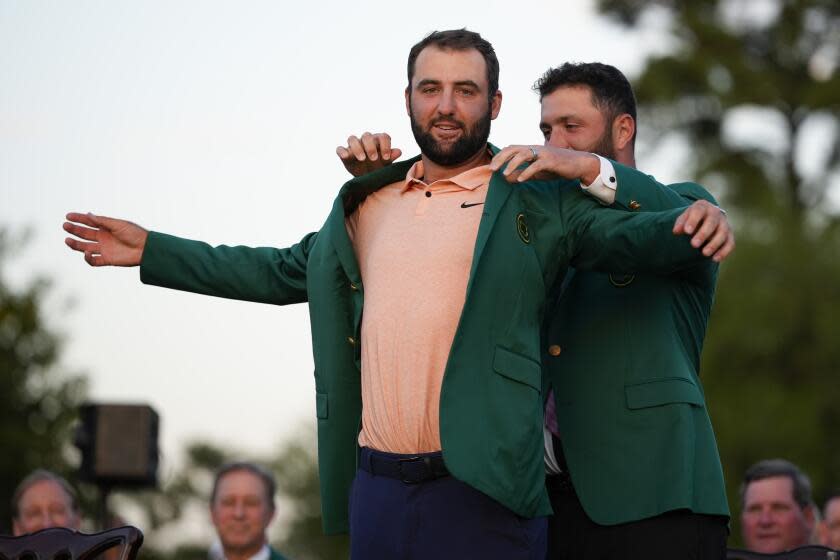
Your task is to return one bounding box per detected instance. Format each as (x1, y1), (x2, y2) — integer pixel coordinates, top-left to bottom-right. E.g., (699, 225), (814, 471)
(406, 29), (499, 100)
(211, 462), (276, 511)
(740, 459), (814, 510)
(11, 470), (79, 519)
(534, 62), (637, 142)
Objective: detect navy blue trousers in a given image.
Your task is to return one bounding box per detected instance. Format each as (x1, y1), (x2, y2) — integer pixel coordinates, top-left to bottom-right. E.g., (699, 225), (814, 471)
(350, 448), (547, 560)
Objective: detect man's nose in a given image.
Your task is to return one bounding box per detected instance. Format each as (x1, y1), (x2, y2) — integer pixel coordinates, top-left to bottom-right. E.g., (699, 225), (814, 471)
(546, 131), (569, 149)
(32, 511), (54, 531)
(437, 90), (456, 115)
(757, 509), (775, 525)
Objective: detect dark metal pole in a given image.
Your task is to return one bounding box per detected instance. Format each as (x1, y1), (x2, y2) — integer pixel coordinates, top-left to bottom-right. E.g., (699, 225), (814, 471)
(97, 484), (111, 530)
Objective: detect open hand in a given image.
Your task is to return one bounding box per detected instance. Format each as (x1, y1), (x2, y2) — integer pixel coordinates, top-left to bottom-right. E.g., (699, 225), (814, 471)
(63, 212), (148, 267)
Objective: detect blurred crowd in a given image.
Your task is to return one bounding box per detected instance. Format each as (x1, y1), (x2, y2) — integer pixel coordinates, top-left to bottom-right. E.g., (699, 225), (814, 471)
(8, 462), (289, 560)
(7, 457), (840, 558)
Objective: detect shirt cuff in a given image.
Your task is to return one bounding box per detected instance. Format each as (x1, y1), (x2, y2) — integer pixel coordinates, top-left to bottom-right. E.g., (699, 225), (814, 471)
(580, 154), (617, 205)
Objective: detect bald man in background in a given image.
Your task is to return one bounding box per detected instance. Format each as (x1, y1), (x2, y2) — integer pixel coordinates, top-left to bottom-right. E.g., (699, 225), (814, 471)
(11, 470), (81, 535)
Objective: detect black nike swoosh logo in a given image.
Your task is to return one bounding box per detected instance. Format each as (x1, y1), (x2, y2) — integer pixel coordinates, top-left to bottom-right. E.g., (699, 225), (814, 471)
(460, 202), (484, 208)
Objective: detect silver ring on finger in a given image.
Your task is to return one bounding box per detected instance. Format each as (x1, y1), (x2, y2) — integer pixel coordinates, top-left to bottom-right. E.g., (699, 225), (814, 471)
(529, 147), (539, 161)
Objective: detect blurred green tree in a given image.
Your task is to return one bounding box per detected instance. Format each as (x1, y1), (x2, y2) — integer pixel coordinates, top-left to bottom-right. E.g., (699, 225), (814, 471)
(0, 229), (344, 555)
(597, 0), (840, 545)
(265, 434), (351, 560)
(0, 228), (88, 534)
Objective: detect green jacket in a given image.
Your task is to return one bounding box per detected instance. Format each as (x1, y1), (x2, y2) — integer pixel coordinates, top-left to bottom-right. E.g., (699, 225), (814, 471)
(544, 176), (730, 525)
(269, 546), (289, 560)
(139, 150), (708, 534)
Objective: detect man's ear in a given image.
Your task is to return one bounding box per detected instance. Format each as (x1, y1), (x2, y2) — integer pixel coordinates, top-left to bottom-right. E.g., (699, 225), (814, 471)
(612, 114), (635, 151)
(265, 506), (277, 529)
(490, 90), (502, 120)
(405, 87), (411, 117)
(804, 503), (817, 530)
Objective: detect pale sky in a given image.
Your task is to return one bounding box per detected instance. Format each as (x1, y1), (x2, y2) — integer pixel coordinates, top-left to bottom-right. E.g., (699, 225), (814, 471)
(1, 0), (679, 477)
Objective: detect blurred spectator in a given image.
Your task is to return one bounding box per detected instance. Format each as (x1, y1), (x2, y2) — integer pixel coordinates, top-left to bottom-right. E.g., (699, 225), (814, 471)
(11, 469), (81, 535)
(819, 491), (840, 549)
(740, 459), (817, 553)
(210, 462), (288, 560)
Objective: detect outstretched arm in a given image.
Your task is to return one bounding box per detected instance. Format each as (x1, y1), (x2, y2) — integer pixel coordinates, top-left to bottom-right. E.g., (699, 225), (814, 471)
(139, 231), (316, 305)
(64, 211), (315, 305)
(336, 132), (401, 177)
(64, 212), (148, 266)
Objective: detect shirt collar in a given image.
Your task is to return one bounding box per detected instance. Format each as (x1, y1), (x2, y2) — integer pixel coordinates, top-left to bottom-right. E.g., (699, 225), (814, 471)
(224, 544), (270, 560)
(403, 160), (492, 193)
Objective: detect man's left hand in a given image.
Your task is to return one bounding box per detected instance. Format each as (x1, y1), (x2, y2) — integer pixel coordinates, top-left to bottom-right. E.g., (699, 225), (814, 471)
(489, 145), (600, 185)
(673, 200), (735, 262)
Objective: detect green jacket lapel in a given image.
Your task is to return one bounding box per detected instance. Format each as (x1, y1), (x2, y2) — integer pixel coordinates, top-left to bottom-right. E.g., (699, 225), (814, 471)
(326, 155), (422, 282)
(467, 144), (513, 292)
(468, 172), (512, 283)
(326, 194), (362, 285)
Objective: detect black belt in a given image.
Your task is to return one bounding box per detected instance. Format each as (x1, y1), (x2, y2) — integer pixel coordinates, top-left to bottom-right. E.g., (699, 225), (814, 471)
(359, 448), (449, 484)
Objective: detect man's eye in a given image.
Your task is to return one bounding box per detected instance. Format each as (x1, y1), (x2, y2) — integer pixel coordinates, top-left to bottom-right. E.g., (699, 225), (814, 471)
(457, 88), (475, 96)
(421, 87), (439, 94)
(565, 124), (579, 131)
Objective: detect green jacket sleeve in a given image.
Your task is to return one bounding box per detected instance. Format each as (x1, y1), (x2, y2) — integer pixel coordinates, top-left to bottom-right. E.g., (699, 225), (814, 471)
(598, 164), (720, 284)
(609, 161), (718, 210)
(559, 187), (707, 275)
(139, 231), (317, 305)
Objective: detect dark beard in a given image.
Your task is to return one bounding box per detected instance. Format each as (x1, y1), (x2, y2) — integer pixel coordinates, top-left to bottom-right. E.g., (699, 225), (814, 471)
(410, 103), (492, 167)
(590, 125), (616, 161)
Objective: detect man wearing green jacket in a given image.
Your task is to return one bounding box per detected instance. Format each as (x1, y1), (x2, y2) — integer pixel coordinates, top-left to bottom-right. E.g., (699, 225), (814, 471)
(534, 63), (731, 560)
(338, 62), (733, 559)
(64, 30), (730, 559)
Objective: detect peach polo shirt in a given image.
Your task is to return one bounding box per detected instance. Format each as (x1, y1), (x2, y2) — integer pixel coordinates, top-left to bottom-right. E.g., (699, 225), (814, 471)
(345, 160), (491, 454)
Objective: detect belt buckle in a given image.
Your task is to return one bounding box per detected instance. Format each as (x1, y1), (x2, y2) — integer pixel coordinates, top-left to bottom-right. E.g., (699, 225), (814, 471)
(397, 456), (425, 484)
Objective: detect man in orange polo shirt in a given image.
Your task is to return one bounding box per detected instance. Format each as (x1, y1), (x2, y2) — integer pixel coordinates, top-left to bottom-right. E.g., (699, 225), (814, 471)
(339, 61), (734, 560)
(64, 30), (730, 559)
